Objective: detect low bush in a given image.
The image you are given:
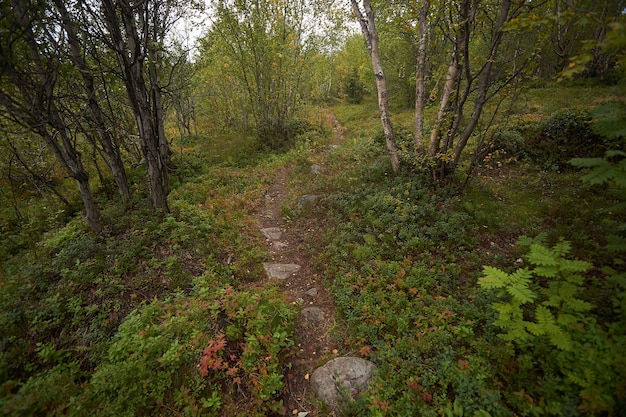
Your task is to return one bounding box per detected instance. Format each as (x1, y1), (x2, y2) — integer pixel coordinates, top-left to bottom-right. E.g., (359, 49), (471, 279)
(525, 108), (606, 170)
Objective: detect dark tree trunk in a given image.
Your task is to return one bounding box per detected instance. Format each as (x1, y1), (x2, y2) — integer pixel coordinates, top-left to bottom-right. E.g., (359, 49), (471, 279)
(0, 0), (103, 233)
(53, 0), (131, 203)
(101, 0), (170, 212)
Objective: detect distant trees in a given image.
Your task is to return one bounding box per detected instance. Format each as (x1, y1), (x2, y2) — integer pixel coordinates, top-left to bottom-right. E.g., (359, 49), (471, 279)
(0, 0), (198, 232)
(198, 0), (338, 148)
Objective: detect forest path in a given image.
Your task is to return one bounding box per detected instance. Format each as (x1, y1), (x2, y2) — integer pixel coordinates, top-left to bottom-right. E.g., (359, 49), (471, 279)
(253, 110), (344, 416)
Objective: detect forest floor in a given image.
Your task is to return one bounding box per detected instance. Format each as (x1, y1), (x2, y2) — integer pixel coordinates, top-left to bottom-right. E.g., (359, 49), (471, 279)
(253, 111), (345, 416)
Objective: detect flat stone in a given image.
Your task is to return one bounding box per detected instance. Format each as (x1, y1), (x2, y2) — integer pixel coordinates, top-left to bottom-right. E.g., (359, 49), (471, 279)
(301, 306), (324, 322)
(271, 241), (289, 249)
(310, 357), (377, 411)
(263, 263), (301, 280)
(261, 227), (283, 241)
(297, 194), (318, 209)
(305, 287), (318, 297)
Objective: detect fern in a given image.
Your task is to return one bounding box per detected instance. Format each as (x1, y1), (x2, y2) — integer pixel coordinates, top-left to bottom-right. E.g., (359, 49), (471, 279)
(479, 241), (594, 351)
(571, 150), (626, 185)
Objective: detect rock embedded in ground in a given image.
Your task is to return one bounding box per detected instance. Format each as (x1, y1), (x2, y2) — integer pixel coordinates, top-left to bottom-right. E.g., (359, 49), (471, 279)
(297, 195), (318, 210)
(262, 263), (301, 279)
(311, 164), (323, 175)
(310, 357), (377, 411)
(305, 287), (318, 297)
(260, 227), (284, 241)
(301, 306), (325, 323)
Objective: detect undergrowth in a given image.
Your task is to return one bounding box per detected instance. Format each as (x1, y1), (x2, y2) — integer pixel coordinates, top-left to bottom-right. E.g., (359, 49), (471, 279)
(0, 128), (300, 416)
(316, 93), (625, 416)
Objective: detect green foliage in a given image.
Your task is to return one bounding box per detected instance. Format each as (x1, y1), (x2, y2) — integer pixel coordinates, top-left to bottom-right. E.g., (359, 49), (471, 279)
(480, 240), (625, 414)
(66, 282), (295, 416)
(526, 108), (606, 169)
(344, 68), (366, 104)
(480, 241), (592, 350)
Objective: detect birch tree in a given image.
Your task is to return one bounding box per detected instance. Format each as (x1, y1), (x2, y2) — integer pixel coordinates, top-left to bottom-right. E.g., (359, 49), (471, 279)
(351, 0), (400, 174)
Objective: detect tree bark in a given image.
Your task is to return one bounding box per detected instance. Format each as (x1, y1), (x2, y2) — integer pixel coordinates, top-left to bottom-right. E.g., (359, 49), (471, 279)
(1, 0), (103, 233)
(101, 0), (170, 212)
(451, 0), (512, 169)
(351, 0), (400, 174)
(414, 0), (430, 154)
(428, 45), (459, 158)
(53, 0), (131, 203)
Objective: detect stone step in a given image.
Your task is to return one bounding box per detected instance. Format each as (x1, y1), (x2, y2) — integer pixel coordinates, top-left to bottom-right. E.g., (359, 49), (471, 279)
(260, 227), (284, 241)
(262, 263), (301, 279)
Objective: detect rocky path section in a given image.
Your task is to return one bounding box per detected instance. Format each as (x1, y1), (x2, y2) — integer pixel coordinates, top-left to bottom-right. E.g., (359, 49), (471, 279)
(253, 112), (376, 416)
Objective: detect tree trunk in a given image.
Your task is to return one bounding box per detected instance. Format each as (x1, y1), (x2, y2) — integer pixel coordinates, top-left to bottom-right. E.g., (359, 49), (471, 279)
(101, 0), (170, 212)
(53, 0), (131, 203)
(351, 0), (400, 174)
(77, 176), (103, 234)
(3, 0), (103, 233)
(414, 0), (430, 154)
(451, 0), (512, 169)
(428, 46), (459, 158)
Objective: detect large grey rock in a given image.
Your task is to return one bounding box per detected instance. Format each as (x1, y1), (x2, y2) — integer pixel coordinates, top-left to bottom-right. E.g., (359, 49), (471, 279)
(310, 357), (377, 411)
(260, 227), (283, 241)
(262, 263), (301, 279)
(301, 306), (325, 322)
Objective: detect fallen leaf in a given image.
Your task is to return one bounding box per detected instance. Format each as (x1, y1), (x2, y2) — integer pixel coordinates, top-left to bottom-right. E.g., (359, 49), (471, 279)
(304, 373), (309, 380)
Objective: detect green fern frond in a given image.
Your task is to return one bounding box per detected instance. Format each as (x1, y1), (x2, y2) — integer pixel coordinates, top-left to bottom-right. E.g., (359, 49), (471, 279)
(507, 283), (536, 305)
(567, 298), (594, 312)
(559, 259), (592, 275)
(606, 235), (626, 253)
(528, 244), (558, 267)
(546, 327), (572, 351)
(535, 305), (556, 327)
(556, 282), (579, 300)
(570, 157), (606, 168)
(557, 313), (577, 326)
(509, 268), (533, 286)
(552, 240), (572, 258)
(526, 322), (544, 336)
(479, 266), (510, 288)
(534, 264), (559, 278)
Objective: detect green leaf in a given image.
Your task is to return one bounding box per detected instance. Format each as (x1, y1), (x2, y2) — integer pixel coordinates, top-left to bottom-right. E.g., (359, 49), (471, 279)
(560, 259), (592, 275)
(567, 298), (594, 312)
(535, 305), (555, 327)
(570, 157), (606, 168)
(508, 268), (533, 286)
(548, 327), (572, 351)
(534, 265), (559, 278)
(506, 283), (536, 305)
(479, 266), (509, 288)
(557, 313), (577, 326)
(528, 244), (558, 267)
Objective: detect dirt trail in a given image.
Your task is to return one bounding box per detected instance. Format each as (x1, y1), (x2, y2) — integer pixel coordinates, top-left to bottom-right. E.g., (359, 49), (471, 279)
(253, 110), (344, 416)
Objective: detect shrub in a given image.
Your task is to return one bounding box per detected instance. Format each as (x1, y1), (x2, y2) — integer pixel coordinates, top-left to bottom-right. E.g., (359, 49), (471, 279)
(67, 280), (296, 416)
(526, 108), (605, 169)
